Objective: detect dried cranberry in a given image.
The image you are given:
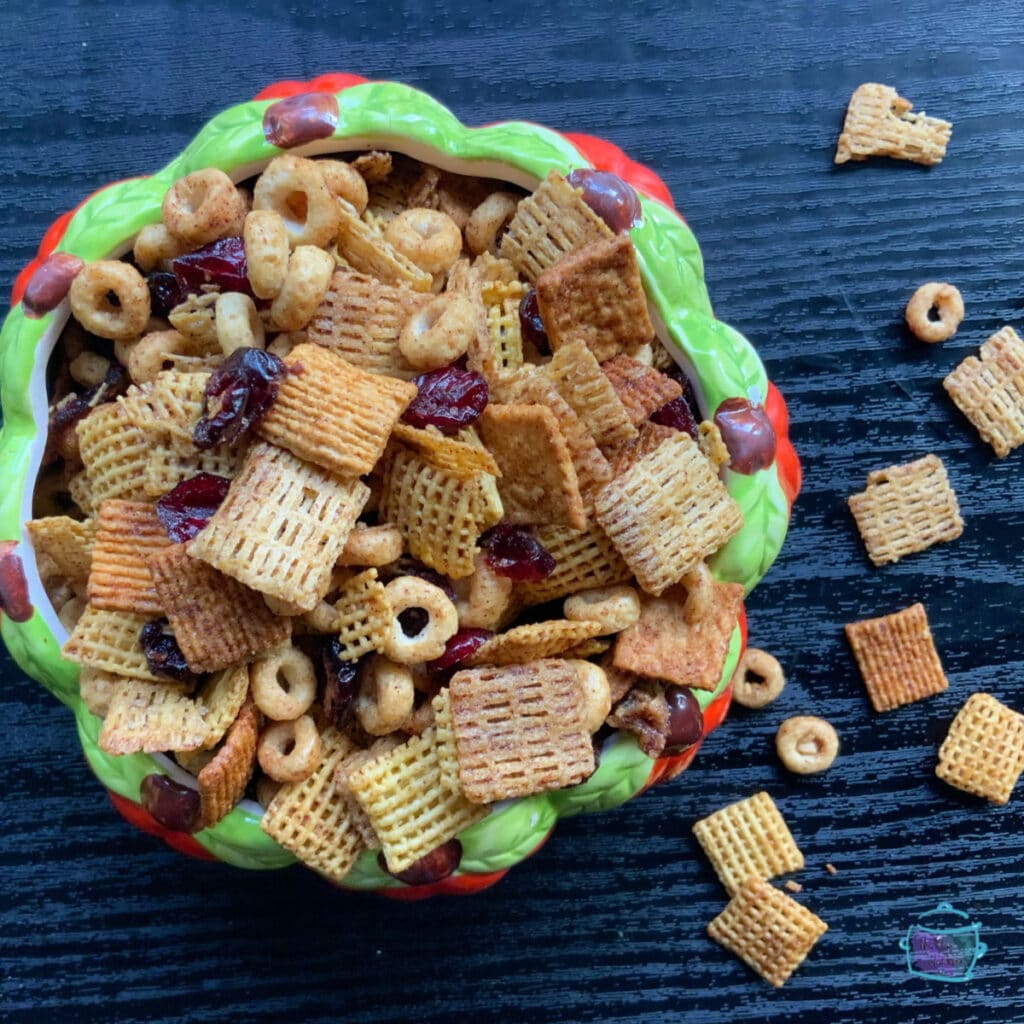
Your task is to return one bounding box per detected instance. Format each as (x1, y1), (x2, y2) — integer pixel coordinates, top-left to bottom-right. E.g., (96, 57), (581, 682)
(322, 638), (359, 729)
(139, 619), (193, 681)
(139, 774), (202, 833)
(378, 839), (462, 885)
(402, 366), (488, 435)
(650, 370), (701, 437)
(566, 168), (641, 233)
(147, 271), (187, 319)
(193, 347), (286, 449)
(714, 397), (777, 474)
(518, 289), (549, 353)
(663, 686), (704, 754)
(156, 473), (232, 543)
(172, 236), (254, 298)
(482, 524), (555, 581)
(426, 628), (492, 681)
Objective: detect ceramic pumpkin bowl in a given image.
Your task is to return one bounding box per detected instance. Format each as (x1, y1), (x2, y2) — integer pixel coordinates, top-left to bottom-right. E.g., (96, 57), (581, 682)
(0, 74), (800, 898)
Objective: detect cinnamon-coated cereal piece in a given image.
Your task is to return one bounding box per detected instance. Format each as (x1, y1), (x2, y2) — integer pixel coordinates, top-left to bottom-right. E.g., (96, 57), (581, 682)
(253, 154), (339, 249)
(133, 222), (187, 272)
(251, 646), (318, 721)
(318, 159), (369, 214)
(454, 552), (514, 631)
(382, 576), (460, 663)
(338, 524), (404, 567)
(730, 647), (786, 709)
(681, 561), (714, 623)
(162, 168), (247, 246)
(355, 654), (416, 736)
(384, 208), (462, 275)
(775, 716), (839, 774)
(270, 245), (335, 331)
(465, 192), (520, 256)
(567, 659), (612, 732)
(244, 210), (290, 299)
(905, 282), (964, 343)
(215, 292), (265, 354)
(69, 351), (111, 388)
(126, 329), (199, 384)
(564, 585), (641, 634)
(398, 293), (477, 370)
(258, 715), (322, 783)
(69, 261), (151, 342)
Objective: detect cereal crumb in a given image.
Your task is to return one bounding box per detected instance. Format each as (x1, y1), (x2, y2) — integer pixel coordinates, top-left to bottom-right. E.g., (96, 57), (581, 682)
(784, 880), (803, 893)
(825, 863), (838, 876)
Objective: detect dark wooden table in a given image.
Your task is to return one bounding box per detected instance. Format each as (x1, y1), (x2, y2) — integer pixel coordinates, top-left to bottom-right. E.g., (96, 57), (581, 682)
(1, 2), (1022, 1022)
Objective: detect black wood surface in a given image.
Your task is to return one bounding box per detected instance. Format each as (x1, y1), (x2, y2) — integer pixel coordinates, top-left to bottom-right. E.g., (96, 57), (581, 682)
(1, 2), (1022, 1022)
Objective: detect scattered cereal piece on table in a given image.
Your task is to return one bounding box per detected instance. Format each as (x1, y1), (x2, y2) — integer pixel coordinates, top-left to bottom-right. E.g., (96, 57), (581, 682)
(904, 282), (963, 343)
(729, 647), (786, 709)
(775, 716), (840, 775)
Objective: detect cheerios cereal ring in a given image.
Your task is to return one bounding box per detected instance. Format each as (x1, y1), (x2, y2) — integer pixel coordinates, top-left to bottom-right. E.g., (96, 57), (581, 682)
(564, 585), (640, 634)
(455, 553), (513, 631)
(567, 660), (612, 733)
(464, 191), (520, 256)
(162, 168), (247, 246)
(69, 260), (151, 342)
(384, 208), (462, 275)
(339, 524), (404, 567)
(215, 292), (265, 355)
(730, 647), (786, 709)
(775, 715), (839, 774)
(317, 159), (369, 214)
(382, 576), (459, 663)
(355, 655), (416, 736)
(251, 646), (318, 721)
(681, 561), (714, 623)
(905, 282), (964, 343)
(125, 329), (195, 384)
(69, 351), (110, 388)
(270, 244), (335, 332)
(244, 210), (290, 299)
(133, 222), (187, 272)
(253, 154), (339, 249)
(398, 293), (477, 371)
(258, 715), (322, 783)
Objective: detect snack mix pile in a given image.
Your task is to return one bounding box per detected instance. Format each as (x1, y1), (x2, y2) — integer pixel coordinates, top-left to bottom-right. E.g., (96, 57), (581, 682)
(27, 152), (748, 886)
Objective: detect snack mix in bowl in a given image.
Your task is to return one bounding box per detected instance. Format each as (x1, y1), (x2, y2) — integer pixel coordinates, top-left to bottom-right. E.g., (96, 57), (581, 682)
(0, 74), (799, 897)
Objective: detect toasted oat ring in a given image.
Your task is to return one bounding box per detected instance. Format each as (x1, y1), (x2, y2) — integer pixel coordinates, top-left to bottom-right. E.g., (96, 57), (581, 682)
(681, 562), (714, 623)
(125, 329), (195, 384)
(270, 244), (335, 331)
(133, 222), (187, 272)
(258, 715), (322, 783)
(317, 159), (369, 214)
(69, 351), (111, 388)
(465, 191), (520, 256)
(215, 292), (265, 355)
(69, 260), (151, 342)
(455, 553), (513, 631)
(382, 576), (459, 663)
(564, 585), (640, 634)
(905, 282), (964, 343)
(253, 154), (339, 249)
(243, 210), (290, 299)
(567, 660), (612, 733)
(775, 715), (839, 774)
(162, 168), (247, 246)
(730, 647), (786, 709)
(355, 655), (416, 736)
(251, 646), (318, 721)
(338, 524), (404, 567)
(398, 293), (477, 370)
(384, 208), (462, 275)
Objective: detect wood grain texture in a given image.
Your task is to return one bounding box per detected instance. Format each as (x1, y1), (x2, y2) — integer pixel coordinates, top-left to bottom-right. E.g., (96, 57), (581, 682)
(1, 1), (1023, 1022)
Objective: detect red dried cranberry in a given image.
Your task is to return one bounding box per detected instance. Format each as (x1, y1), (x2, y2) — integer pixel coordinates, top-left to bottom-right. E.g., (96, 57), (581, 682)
(193, 347), (286, 449)
(482, 524), (555, 581)
(378, 839), (462, 885)
(322, 638), (359, 729)
(147, 271), (187, 319)
(156, 473), (232, 543)
(172, 236), (254, 299)
(402, 366), (488, 435)
(139, 619), (193, 681)
(426, 628), (492, 681)
(566, 168), (641, 233)
(518, 289), (549, 353)
(650, 369), (701, 437)
(714, 397), (777, 474)
(663, 686), (704, 754)
(139, 774), (201, 833)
